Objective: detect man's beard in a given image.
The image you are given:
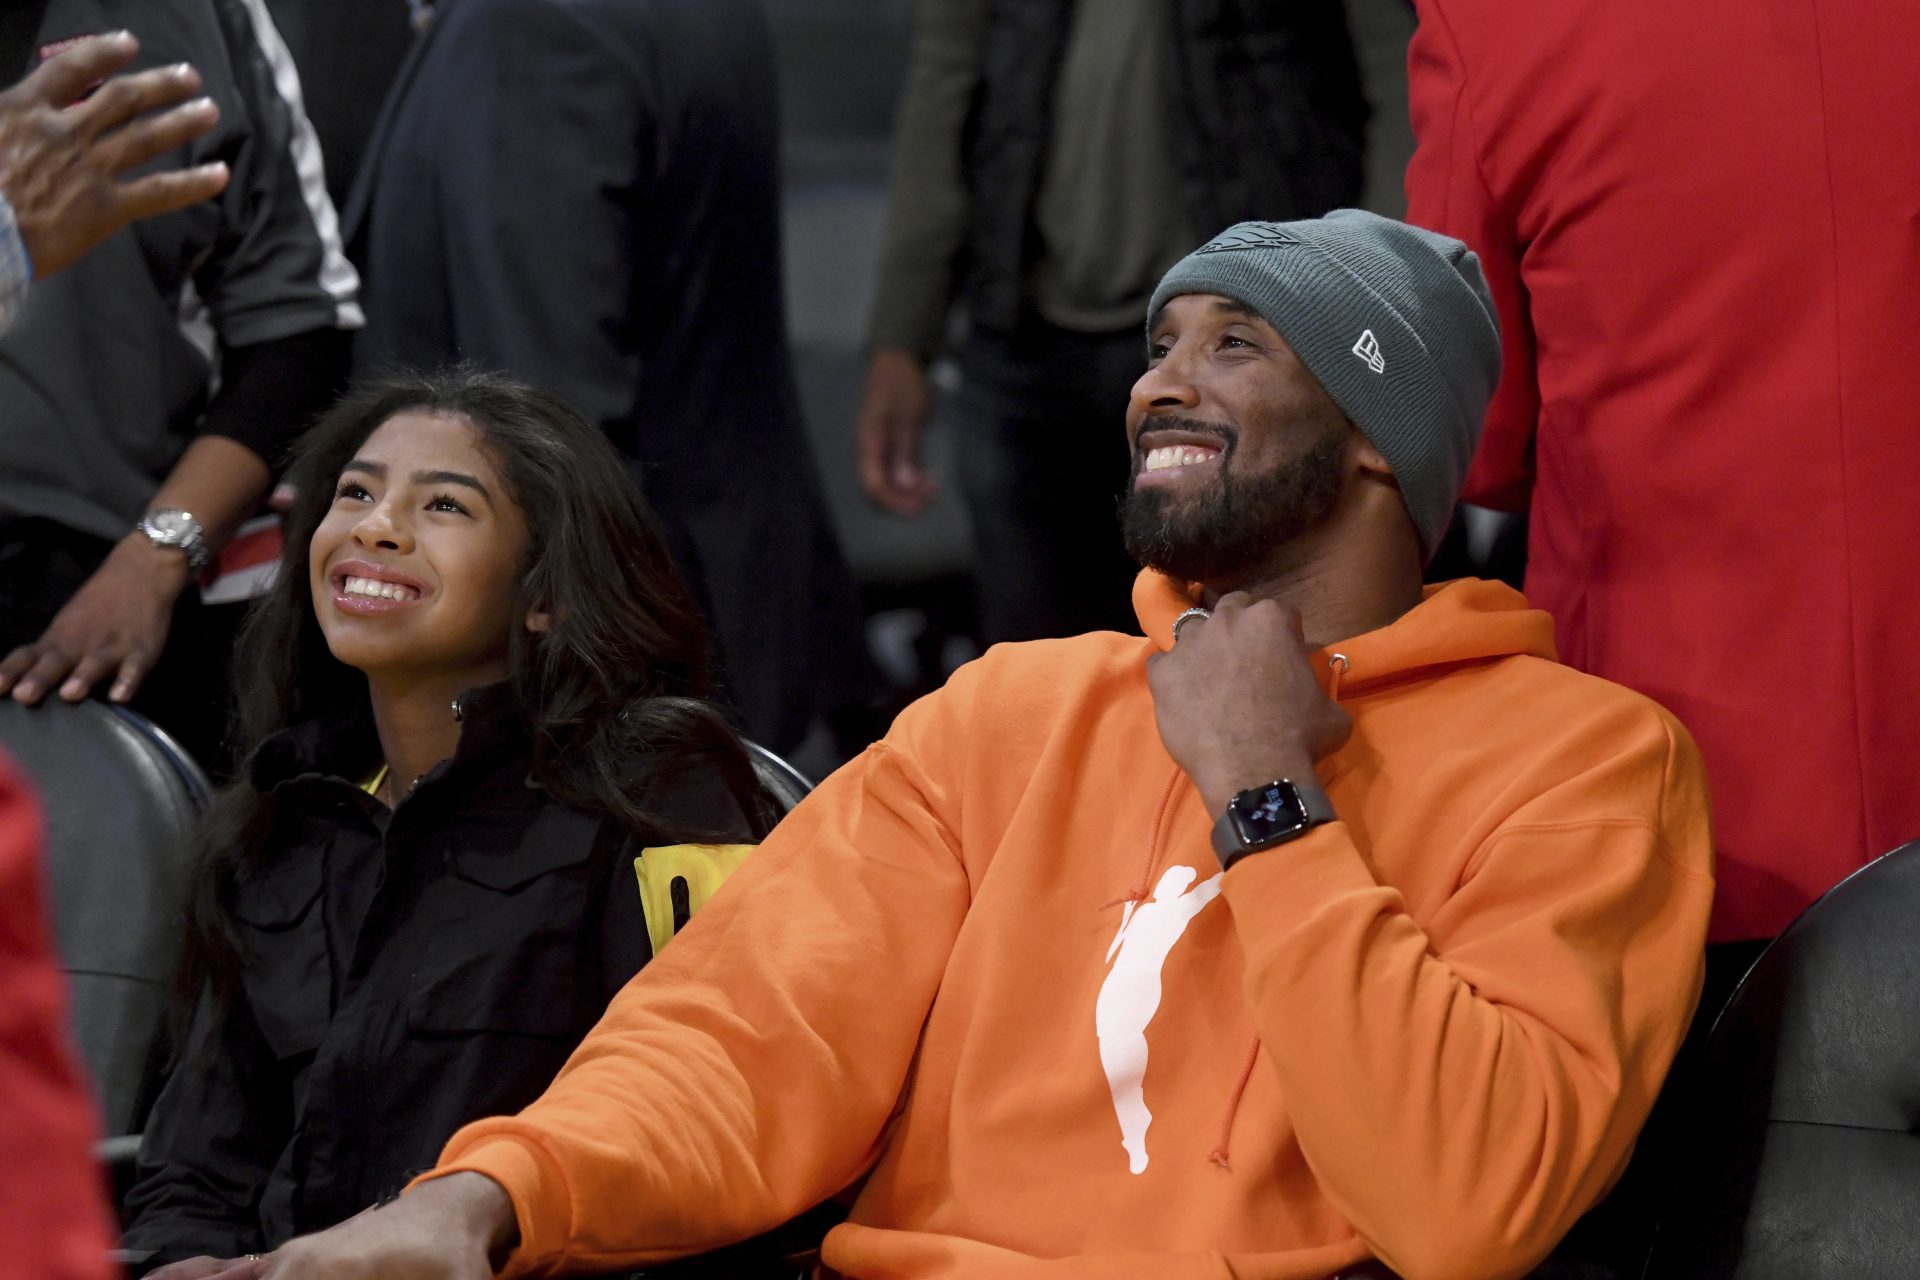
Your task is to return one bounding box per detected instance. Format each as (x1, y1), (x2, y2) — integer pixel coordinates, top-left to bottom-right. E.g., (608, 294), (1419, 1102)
(1119, 416), (1348, 584)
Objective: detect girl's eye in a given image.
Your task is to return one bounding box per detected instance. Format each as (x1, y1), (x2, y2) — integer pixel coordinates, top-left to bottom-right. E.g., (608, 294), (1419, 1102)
(428, 493), (470, 516)
(335, 481), (371, 502)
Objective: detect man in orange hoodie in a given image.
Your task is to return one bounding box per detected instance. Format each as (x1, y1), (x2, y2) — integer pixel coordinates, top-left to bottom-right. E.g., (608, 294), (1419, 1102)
(248, 212), (1714, 1280)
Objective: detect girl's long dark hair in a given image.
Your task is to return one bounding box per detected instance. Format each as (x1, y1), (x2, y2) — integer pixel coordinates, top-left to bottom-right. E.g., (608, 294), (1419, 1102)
(176, 369), (778, 1027)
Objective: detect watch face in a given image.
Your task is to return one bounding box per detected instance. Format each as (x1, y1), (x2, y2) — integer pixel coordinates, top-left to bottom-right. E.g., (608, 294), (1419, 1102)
(1230, 784), (1310, 845)
(146, 510), (193, 540)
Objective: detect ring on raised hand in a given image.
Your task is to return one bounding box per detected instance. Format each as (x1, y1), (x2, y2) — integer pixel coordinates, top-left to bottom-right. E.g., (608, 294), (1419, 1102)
(1171, 607), (1211, 642)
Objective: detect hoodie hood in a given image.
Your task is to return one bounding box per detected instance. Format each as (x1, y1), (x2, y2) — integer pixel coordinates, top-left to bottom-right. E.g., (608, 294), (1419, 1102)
(1132, 569), (1556, 693)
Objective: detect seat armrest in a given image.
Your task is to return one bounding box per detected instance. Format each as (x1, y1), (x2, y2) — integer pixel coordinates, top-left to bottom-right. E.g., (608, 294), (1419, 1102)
(94, 1133), (143, 1168)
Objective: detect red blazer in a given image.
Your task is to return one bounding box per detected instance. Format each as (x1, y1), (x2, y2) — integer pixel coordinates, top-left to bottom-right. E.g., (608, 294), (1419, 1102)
(1405, 0), (1920, 940)
(0, 755), (114, 1279)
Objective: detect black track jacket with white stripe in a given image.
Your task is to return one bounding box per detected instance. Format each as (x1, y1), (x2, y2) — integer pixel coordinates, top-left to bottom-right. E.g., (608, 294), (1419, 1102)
(0, 0), (361, 543)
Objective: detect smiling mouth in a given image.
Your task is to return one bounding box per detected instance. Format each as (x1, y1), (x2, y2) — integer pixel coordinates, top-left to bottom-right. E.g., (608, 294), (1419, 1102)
(339, 575), (422, 602)
(1141, 444), (1223, 473)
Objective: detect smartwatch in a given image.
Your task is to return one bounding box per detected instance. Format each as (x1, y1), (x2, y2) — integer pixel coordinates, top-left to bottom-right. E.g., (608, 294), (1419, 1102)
(1211, 779), (1337, 869)
(138, 507), (211, 574)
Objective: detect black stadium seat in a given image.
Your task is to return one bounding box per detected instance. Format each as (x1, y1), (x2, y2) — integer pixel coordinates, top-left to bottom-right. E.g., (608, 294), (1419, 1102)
(1644, 839), (1920, 1278)
(745, 739), (813, 814)
(0, 701), (208, 1138)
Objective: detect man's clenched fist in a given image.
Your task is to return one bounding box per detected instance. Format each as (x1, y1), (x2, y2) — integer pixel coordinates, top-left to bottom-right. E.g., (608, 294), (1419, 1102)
(1146, 592), (1352, 817)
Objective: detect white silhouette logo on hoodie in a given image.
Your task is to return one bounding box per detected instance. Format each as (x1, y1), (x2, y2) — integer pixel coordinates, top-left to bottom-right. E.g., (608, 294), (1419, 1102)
(1096, 864), (1225, 1174)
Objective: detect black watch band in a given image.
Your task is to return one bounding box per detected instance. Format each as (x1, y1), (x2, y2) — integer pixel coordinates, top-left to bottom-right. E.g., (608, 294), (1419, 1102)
(1211, 779), (1337, 869)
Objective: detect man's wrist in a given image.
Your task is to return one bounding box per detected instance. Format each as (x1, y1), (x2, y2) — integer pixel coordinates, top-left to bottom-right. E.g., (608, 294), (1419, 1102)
(116, 530), (195, 593)
(405, 1171), (519, 1265)
(1194, 748), (1320, 817)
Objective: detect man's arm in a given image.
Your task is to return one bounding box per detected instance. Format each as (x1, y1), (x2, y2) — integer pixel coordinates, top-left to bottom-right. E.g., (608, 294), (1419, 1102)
(0, 4), (356, 708)
(1151, 596), (1714, 1279)
(259, 720), (975, 1279)
(0, 321), (344, 705)
(1403, 0), (1539, 513)
(0, 434), (272, 706)
(854, 0), (989, 514)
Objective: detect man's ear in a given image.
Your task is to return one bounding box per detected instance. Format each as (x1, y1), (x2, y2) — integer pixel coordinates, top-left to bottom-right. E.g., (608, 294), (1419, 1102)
(526, 608), (552, 634)
(1349, 432), (1396, 484)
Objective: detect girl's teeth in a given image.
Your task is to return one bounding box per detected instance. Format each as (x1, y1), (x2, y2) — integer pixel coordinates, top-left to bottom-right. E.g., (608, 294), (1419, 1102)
(344, 576), (416, 601)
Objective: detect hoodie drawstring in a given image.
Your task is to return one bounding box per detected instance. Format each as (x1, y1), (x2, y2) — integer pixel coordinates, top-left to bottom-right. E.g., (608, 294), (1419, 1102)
(1209, 1037), (1264, 1169)
(1105, 766), (1184, 911)
(1209, 651), (1351, 1171)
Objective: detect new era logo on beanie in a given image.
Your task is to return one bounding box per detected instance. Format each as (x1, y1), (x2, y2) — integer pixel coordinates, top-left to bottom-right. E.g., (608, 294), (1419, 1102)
(1352, 329), (1386, 374)
(1146, 210), (1502, 558)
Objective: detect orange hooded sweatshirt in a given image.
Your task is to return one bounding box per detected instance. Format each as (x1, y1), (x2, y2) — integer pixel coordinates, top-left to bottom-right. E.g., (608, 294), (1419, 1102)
(420, 574), (1714, 1280)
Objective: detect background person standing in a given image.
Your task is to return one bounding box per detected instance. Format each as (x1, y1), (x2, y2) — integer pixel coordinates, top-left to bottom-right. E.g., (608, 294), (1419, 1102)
(1404, 0), (1920, 956)
(0, 0), (360, 772)
(347, 0), (870, 755)
(855, 0), (1369, 642)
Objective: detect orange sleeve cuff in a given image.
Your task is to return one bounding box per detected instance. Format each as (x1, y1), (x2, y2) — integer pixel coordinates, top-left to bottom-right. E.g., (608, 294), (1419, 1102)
(408, 1130), (574, 1278)
(1220, 822), (1380, 912)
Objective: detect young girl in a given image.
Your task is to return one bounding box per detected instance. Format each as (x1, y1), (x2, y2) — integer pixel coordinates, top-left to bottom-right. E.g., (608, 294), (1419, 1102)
(122, 371), (777, 1273)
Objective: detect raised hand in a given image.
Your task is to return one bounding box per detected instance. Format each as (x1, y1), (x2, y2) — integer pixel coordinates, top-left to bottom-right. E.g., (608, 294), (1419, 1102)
(0, 32), (229, 279)
(1145, 592), (1352, 815)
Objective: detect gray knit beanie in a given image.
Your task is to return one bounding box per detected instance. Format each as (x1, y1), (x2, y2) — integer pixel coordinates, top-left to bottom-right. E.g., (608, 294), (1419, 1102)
(1146, 210), (1501, 556)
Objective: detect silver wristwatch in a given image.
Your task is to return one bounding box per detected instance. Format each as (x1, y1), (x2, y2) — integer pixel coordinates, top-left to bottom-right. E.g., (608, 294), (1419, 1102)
(138, 507), (211, 574)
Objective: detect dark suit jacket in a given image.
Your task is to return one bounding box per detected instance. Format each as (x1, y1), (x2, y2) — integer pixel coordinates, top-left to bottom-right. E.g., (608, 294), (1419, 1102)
(345, 0), (864, 750)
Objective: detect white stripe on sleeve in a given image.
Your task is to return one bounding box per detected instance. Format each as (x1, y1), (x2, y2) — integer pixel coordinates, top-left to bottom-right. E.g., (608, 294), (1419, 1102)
(234, 0), (366, 329)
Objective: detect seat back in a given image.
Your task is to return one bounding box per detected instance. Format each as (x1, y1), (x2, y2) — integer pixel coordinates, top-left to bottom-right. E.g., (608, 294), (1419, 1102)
(0, 702), (208, 1136)
(745, 739), (814, 814)
(1644, 840), (1920, 1279)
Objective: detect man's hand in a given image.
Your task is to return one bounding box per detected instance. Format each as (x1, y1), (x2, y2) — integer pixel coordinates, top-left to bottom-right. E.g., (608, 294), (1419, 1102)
(148, 1256), (266, 1280)
(0, 32), (230, 280)
(254, 1173), (517, 1279)
(0, 533), (188, 705)
(855, 347), (939, 515)
(1146, 593), (1353, 818)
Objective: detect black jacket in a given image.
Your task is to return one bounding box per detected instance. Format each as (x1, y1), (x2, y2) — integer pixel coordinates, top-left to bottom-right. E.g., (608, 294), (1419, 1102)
(960, 0), (1370, 332)
(120, 683), (751, 1267)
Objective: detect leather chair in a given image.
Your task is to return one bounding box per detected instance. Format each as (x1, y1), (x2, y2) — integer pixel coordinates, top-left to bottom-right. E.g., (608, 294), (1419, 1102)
(1644, 840), (1920, 1278)
(0, 701), (208, 1138)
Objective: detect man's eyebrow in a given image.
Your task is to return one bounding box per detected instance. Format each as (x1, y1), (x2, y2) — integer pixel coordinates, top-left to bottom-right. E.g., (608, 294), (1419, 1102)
(412, 469), (494, 504)
(1147, 298), (1260, 334)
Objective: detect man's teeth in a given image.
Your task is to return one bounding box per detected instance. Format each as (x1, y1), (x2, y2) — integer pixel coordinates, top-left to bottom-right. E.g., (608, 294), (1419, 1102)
(342, 576), (419, 601)
(1144, 444), (1222, 472)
